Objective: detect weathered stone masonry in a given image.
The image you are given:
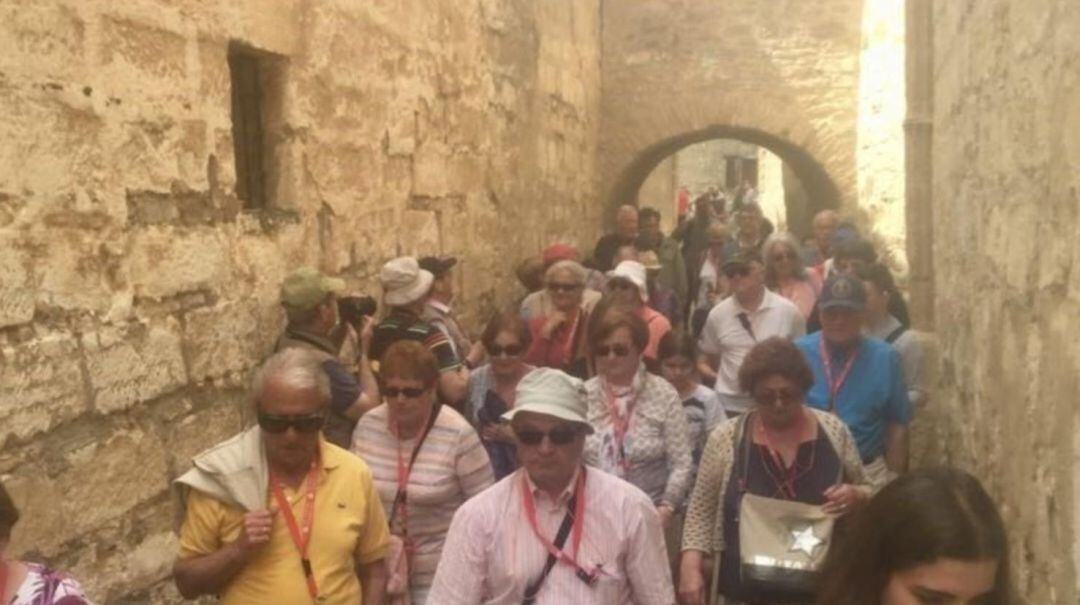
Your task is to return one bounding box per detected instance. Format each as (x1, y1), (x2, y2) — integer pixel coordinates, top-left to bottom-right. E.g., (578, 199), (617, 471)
(0, 1), (601, 601)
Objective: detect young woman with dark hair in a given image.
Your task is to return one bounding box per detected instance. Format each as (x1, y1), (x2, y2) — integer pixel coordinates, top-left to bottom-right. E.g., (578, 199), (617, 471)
(816, 467), (1011, 605)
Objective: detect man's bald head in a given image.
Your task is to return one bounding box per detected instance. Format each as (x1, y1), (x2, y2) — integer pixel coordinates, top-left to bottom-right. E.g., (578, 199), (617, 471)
(615, 205), (639, 241)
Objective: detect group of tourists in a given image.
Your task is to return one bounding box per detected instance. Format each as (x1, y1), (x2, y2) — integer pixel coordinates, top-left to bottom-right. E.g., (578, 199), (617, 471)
(0, 197), (1007, 605)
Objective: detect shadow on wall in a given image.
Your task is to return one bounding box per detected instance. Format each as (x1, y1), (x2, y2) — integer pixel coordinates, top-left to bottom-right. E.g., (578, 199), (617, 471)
(610, 125), (842, 236)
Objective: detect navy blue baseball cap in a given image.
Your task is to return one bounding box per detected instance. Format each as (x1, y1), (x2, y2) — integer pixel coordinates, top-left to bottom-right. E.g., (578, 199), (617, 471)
(819, 274), (866, 311)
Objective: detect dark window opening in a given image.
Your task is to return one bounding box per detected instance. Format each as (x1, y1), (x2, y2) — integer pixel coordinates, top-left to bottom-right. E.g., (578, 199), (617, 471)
(228, 42), (286, 210)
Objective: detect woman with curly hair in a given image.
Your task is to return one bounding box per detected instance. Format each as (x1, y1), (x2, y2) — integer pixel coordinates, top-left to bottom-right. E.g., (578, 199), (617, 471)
(678, 337), (871, 605)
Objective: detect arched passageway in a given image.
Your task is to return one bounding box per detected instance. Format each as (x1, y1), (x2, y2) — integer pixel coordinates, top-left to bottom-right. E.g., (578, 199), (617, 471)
(612, 126), (842, 237)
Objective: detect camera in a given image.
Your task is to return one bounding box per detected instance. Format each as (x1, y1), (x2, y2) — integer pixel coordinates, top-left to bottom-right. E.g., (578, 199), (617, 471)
(337, 295), (377, 326)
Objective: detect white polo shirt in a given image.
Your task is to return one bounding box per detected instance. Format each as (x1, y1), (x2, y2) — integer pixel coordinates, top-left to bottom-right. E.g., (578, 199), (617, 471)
(697, 289), (806, 412)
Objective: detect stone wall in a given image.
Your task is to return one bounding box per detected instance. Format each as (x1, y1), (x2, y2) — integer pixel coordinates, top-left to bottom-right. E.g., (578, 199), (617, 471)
(0, 1), (602, 602)
(925, 0), (1080, 602)
(599, 0), (864, 221)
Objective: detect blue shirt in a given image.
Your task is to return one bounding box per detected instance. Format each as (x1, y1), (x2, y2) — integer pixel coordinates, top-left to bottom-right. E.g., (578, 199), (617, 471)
(796, 332), (912, 461)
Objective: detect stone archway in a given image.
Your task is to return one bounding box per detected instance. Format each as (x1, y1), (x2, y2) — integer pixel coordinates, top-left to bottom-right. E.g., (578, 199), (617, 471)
(599, 0), (865, 229)
(610, 125), (842, 236)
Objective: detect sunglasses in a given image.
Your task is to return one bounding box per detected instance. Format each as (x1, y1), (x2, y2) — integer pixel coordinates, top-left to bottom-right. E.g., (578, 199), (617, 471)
(548, 282), (582, 293)
(514, 426), (579, 446)
(723, 266), (751, 279)
(257, 411), (325, 434)
(754, 389), (801, 406)
(595, 344), (632, 358)
(489, 344), (524, 357)
(608, 281), (636, 291)
(384, 386), (427, 399)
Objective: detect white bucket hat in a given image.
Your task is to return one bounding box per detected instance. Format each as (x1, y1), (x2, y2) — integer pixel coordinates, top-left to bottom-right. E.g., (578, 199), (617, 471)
(502, 368), (594, 434)
(380, 257), (434, 306)
(607, 260), (649, 303)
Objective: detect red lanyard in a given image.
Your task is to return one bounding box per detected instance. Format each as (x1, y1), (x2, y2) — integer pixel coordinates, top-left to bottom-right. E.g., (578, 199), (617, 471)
(819, 337), (859, 412)
(559, 310), (581, 365)
(270, 459), (321, 601)
(602, 380), (638, 471)
(755, 413), (813, 500)
(521, 468), (593, 577)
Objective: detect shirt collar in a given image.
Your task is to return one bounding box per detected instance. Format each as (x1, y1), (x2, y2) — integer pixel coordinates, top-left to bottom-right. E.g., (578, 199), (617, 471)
(283, 326), (337, 355)
(428, 299), (452, 315)
(734, 288), (776, 314)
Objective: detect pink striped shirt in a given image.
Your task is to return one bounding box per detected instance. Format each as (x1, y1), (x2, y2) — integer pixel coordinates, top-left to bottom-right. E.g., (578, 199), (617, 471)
(428, 466), (675, 605)
(351, 404), (494, 604)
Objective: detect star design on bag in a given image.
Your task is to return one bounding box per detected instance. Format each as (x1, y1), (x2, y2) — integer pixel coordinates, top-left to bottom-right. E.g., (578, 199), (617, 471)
(789, 525), (823, 557)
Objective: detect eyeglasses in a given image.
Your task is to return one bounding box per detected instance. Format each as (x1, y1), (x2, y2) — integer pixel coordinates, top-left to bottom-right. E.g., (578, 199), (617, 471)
(488, 344), (523, 357)
(257, 411), (325, 434)
(514, 426), (580, 446)
(548, 282), (582, 293)
(384, 386), (427, 399)
(723, 266), (751, 279)
(754, 389), (801, 406)
(595, 344), (632, 358)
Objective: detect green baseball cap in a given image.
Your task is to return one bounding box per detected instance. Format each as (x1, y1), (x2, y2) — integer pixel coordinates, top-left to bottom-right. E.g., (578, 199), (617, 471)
(280, 267), (345, 310)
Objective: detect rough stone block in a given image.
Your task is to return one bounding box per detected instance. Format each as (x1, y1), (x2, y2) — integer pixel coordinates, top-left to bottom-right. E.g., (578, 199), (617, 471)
(183, 302), (263, 382)
(57, 428), (169, 538)
(0, 236), (34, 327)
(34, 228), (121, 315)
(100, 17), (187, 81)
(81, 321), (187, 414)
(128, 227), (229, 299)
(0, 333), (87, 444)
(0, 1), (86, 79)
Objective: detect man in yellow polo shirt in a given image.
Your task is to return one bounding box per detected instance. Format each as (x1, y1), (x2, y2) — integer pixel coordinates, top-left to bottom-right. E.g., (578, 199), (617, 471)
(173, 348), (389, 604)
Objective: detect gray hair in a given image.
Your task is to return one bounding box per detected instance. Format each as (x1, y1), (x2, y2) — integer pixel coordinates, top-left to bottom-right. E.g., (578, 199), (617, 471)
(250, 348), (332, 410)
(762, 231), (810, 285)
(545, 260), (587, 286)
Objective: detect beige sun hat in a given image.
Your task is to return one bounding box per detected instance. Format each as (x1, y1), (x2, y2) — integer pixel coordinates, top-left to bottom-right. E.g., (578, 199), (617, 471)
(380, 257), (435, 306)
(502, 368), (594, 434)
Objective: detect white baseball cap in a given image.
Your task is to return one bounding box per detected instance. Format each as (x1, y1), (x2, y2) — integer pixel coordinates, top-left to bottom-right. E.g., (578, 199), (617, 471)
(607, 260), (649, 303)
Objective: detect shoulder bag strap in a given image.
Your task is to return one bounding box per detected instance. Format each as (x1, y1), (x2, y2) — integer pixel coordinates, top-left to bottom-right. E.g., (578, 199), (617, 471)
(522, 493), (578, 605)
(885, 325), (907, 344)
(388, 404), (442, 526)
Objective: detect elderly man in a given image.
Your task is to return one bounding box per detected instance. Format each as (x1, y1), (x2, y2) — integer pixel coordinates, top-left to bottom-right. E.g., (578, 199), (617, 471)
(174, 348), (390, 604)
(637, 206), (689, 308)
(419, 255), (485, 369)
(697, 251), (805, 416)
(592, 204), (640, 272)
(797, 274), (912, 487)
(804, 209), (840, 267)
(371, 256), (469, 405)
(428, 368), (675, 605)
(275, 267), (378, 448)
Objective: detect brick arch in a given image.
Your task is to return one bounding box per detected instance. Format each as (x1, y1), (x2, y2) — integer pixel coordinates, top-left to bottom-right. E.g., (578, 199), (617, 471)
(609, 124), (842, 225)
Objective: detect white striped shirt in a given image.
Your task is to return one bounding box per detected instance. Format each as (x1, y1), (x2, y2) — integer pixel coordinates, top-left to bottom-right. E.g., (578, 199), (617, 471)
(428, 466), (676, 605)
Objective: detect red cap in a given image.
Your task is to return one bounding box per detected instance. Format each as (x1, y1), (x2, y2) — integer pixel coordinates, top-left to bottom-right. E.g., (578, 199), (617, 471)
(542, 243), (579, 266)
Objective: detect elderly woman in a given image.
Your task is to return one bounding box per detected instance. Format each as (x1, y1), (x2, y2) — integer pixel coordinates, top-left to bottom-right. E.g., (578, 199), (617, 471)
(465, 311), (535, 480)
(584, 308), (692, 532)
(763, 232), (823, 319)
(1, 482), (93, 604)
(604, 260), (673, 363)
(523, 259), (591, 378)
(351, 340), (494, 605)
(679, 337), (871, 605)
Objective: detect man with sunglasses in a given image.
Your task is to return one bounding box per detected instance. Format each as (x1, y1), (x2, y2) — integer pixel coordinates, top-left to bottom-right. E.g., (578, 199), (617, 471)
(429, 368), (675, 604)
(174, 348), (390, 605)
(697, 251), (805, 417)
